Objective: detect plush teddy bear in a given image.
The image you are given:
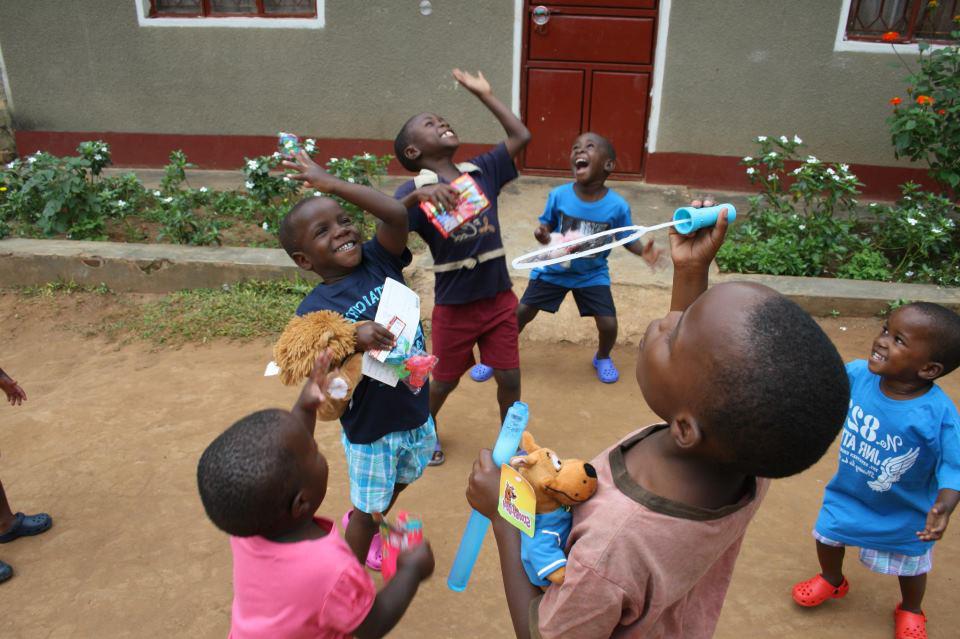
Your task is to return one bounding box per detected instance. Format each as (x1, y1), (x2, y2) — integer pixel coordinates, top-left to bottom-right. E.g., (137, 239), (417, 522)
(508, 431), (598, 586)
(273, 310), (367, 422)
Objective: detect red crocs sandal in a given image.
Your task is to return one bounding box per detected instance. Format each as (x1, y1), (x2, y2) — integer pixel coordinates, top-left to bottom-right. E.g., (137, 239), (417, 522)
(791, 574), (849, 607)
(894, 604), (927, 639)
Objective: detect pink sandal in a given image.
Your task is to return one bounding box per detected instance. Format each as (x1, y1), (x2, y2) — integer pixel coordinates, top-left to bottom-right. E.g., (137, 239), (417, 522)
(791, 574), (849, 607)
(341, 510), (383, 571)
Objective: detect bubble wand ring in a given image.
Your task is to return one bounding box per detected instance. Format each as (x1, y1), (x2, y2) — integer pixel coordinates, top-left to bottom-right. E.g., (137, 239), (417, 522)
(511, 204), (737, 270)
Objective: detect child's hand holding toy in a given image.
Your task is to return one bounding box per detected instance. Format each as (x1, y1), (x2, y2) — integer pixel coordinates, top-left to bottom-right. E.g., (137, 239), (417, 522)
(356, 322), (397, 353)
(413, 183), (460, 212)
(282, 150), (340, 193)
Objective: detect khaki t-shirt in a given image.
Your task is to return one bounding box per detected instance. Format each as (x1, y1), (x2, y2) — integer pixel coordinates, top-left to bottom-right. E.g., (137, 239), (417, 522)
(530, 425), (769, 639)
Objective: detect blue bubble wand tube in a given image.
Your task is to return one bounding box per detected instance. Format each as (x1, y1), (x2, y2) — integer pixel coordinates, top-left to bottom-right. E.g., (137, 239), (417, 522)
(447, 401), (530, 592)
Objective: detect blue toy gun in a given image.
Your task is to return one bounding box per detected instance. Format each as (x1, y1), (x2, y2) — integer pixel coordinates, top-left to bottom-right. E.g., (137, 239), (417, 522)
(447, 401), (530, 592)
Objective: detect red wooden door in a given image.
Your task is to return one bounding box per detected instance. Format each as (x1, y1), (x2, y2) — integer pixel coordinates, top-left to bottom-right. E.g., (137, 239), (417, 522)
(521, 1), (657, 176)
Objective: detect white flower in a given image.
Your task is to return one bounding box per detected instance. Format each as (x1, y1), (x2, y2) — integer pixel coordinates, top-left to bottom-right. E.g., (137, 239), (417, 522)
(945, 219), (956, 228)
(806, 155), (819, 164)
(757, 135), (768, 142)
(5, 160), (16, 169)
(931, 226), (943, 234)
(746, 167), (756, 175)
(27, 156), (36, 164)
(245, 181), (255, 189)
(768, 173), (778, 180)
(779, 135), (789, 144)
(199, 186), (208, 193)
(907, 217), (918, 226)
(272, 152), (281, 160)
(329, 157), (338, 163)
(93, 154), (103, 161)
(767, 151), (778, 158)
(347, 177), (355, 183)
(742, 156), (753, 162)
(304, 138), (316, 152)
(826, 168), (836, 175)
(363, 152), (373, 159)
(246, 160), (258, 170)
(906, 271), (915, 277)
(793, 135), (803, 144)
(262, 222), (269, 231)
(153, 190), (161, 197)
(792, 167), (802, 175)
(314, 190), (323, 196)
(163, 197), (173, 203)
(840, 163), (850, 172)
(116, 199), (127, 207)
(283, 176), (291, 182)
(870, 202), (878, 207)
(798, 224), (806, 230)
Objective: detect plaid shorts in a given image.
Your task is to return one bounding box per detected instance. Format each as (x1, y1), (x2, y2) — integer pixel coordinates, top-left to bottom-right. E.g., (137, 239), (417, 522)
(812, 529), (932, 576)
(340, 417), (436, 514)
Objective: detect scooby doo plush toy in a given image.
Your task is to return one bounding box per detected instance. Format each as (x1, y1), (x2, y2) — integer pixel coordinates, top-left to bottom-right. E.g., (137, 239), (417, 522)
(273, 310), (366, 421)
(509, 431), (598, 586)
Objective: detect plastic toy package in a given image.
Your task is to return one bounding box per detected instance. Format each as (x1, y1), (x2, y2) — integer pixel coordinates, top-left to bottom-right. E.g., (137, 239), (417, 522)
(419, 173), (490, 238)
(277, 132), (302, 158)
(379, 511), (424, 583)
(381, 336), (439, 394)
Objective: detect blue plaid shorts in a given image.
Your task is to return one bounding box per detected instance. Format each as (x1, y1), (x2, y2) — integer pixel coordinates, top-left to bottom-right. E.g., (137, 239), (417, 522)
(341, 416), (436, 513)
(812, 529), (932, 577)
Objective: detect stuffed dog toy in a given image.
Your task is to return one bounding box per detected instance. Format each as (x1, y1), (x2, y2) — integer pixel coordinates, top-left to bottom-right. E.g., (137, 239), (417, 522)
(273, 310), (366, 422)
(509, 431), (598, 586)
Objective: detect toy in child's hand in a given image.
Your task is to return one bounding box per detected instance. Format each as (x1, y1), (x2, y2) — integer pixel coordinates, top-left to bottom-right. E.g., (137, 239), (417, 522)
(278, 132), (302, 158)
(273, 310), (367, 421)
(513, 203), (737, 270)
(509, 431), (598, 586)
(377, 511), (424, 582)
(420, 173), (491, 238)
(381, 336), (438, 394)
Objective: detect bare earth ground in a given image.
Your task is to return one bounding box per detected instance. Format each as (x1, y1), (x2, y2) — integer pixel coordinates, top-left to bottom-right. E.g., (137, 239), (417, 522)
(0, 290), (958, 639)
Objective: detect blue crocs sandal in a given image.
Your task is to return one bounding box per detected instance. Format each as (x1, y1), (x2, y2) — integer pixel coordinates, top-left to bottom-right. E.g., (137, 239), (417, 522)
(470, 363), (494, 382)
(592, 355), (619, 384)
(0, 512), (52, 544)
(0, 560), (11, 584)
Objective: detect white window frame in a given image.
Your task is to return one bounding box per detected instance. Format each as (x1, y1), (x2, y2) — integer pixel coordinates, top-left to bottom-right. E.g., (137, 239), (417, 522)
(834, 0), (947, 53)
(135, 0), (325, 29)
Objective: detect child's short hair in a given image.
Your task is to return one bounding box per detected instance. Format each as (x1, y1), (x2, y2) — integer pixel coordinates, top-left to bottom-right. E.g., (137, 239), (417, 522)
(197, 409), (301, 537)
(393, 114), (422, 172)
(702, 294), (848, 478)
(279, 196), (320, 258)
(906, 302), (960, 375)
(588, 133), (616, 162)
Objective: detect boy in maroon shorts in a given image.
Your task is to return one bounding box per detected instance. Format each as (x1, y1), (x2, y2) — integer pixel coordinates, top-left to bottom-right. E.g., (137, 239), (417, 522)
(394, 68), (531, 465)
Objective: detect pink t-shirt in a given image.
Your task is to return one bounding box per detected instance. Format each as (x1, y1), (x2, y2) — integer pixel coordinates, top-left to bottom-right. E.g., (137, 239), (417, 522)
(229, 517), (375, 639)
(531, 426), (770, 639)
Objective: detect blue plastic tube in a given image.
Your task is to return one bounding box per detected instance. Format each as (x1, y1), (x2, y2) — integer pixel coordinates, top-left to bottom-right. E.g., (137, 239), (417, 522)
(672, 203), (737, 234)
(447, 401), (530, 592)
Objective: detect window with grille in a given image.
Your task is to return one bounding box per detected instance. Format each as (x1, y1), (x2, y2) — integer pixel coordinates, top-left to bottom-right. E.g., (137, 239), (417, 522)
(150, 0), (317, 18)
(845, 0), (959, 43)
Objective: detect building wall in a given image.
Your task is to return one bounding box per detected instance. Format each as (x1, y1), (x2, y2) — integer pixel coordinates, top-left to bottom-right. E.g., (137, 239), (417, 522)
(654, 0), (915, 167)
(0, 0), (516, 144)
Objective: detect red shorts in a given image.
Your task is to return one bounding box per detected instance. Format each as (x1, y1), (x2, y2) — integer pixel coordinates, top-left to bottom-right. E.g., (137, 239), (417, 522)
(430, 289), (520, 382)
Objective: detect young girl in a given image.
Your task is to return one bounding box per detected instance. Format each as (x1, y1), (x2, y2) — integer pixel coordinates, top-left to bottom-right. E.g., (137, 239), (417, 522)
(792, 302), (960, 639)
(197, 352), (434, 639)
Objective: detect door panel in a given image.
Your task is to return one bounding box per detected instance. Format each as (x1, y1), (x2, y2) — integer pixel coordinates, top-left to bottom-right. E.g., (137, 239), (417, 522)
(528, 15), (654, 65)
(524, 68), (585, 170)
(546, 0), (655, 7)
(588, 71), (650, 174)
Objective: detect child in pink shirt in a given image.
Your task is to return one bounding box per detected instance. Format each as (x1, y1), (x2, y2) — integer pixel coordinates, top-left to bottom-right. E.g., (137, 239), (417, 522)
(198, 352), (435, 639)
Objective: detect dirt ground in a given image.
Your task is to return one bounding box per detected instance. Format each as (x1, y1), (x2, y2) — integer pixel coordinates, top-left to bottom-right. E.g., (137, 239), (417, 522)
(0, 290), (958, 639)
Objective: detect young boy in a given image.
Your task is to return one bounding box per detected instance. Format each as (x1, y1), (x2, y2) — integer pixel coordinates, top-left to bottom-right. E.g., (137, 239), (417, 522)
(0, 366), (52, 585)
(198, 351), (435, 639)
(466, 205), (851, 638)
(393, 68), (531, 465)
(279, 152), (435, 570)
(518, 132), (660, 383)
(792, 302), (960, 639)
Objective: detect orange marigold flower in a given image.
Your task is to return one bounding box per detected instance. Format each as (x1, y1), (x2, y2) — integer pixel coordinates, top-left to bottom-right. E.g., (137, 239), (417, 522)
(916, 95), (934, 105)
(882, 31), (900, 42)
(890, 97), (902, 106)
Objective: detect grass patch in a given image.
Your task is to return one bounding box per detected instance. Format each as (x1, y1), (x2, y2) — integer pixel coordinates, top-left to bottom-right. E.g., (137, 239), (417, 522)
(18, 280), (113, 296)
(129, 279), (315, 345)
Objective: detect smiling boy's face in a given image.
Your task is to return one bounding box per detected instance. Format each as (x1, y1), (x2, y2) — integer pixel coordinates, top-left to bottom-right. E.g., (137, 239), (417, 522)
(868, 305), (937, 380)
(570, 133), (615, 184)
(289, 198), (361, 278)
(402, 112), (460, 165)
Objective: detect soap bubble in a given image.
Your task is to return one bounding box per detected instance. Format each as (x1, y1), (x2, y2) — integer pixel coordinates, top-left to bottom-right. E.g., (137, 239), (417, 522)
(532, 5), (550, 26)
(419, 0), (432, 16)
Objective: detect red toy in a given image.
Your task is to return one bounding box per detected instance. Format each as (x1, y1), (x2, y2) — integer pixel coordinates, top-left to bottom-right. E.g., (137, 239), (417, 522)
(378, 511), (424, 582)
(404, 354), (439, 391)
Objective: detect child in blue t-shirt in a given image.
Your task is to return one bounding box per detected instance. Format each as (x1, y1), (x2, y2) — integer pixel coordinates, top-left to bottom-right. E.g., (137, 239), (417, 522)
(518, 133), (660, 384)
(278, 151), (435, 573)
(792, 302), (960, 639)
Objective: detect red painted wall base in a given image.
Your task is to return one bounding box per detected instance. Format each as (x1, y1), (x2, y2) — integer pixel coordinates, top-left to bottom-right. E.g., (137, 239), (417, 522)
(14, 131), (939, 201)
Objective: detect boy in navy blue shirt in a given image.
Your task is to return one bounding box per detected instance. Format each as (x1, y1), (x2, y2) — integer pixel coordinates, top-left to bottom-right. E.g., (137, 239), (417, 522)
(793, 302), (960, 639)
(279, 152), (435, 571)
(393, 69), (531, 465)
(519, 133), (660, 384)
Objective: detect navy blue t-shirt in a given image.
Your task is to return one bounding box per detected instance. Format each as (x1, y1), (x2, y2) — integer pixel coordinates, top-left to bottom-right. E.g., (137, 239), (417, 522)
(296, 238), (429, 444)
(394, 143), (518, 306)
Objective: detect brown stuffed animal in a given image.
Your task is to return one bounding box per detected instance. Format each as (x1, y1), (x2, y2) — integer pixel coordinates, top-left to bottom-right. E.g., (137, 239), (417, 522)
(509, 431), (598, 586)
(273, 310), (367, 422)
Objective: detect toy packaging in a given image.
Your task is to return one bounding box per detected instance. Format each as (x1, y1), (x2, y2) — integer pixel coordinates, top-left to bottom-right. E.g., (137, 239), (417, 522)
(277, 132), (302, 158)
(419, 173), (490, 238)
(381, 336), (438, 395)
(379, 511), (424, 583)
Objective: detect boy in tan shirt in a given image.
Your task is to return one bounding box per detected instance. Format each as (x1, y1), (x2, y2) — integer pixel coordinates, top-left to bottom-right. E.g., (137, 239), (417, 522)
(467, 204), (850, 638)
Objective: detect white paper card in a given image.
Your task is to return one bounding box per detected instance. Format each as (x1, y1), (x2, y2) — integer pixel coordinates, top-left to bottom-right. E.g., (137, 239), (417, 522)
(362, 277), (421, 387)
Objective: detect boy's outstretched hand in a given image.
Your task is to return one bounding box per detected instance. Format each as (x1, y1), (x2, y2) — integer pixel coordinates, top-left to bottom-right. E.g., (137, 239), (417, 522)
(296, 349), (336, 413)
(668, 199), (730, 272)
(282, 150), (339, 193)
(466, 449), (501, 520)
(397, 541), (436, 581)
(0, 371), (26, 406)
(453, 68), (491, 97)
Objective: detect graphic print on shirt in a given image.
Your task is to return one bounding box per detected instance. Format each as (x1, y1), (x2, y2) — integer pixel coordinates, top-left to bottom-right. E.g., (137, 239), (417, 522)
(450, 213), (497, 244)
(841, 398), (920, 493)
(340, 283), (426, 352)
(556, 211), (613, 252)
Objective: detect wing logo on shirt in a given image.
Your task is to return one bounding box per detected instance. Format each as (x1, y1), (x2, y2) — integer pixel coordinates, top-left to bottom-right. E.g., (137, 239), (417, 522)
(867, 447), (920, 492)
